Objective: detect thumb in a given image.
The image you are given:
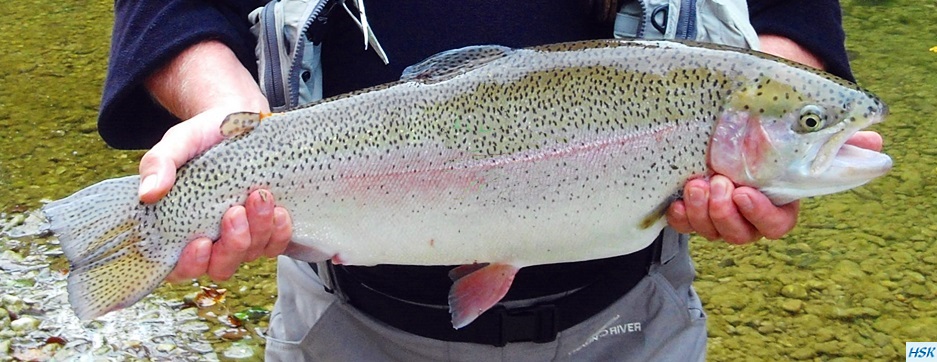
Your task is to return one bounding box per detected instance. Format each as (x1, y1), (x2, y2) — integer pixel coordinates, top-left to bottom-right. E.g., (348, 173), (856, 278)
(138, 109), (230, 203)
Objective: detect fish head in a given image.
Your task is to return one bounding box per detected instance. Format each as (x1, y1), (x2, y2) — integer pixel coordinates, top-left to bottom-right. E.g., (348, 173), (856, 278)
(708, 70), (892, 205)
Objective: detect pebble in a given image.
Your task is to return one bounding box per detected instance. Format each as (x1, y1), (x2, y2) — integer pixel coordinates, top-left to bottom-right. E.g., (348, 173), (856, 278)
(904, 270), (926, 283)
(10, 316), (40, 332)
(905, 284), (929, 297)
(815, 328), (836, 343)
(0, 308), (8, 329)
(831, 260), (865, 283)
(222, 343), (255, 359)
(843, 307), (881, 319)
(780, 284), (808, 299)
(757, 321), (776, 334)
(180, 320), (211, 334)
(189, 342), (214, 354)
(790, 347), (816, 360)
(781, 299), (804, 313)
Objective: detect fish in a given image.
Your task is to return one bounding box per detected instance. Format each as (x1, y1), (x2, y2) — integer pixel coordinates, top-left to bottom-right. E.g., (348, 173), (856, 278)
(42, 39), (892, 328)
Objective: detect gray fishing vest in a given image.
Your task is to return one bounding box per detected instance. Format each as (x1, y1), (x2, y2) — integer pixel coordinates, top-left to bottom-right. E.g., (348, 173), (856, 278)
(249, 0), (759, 112)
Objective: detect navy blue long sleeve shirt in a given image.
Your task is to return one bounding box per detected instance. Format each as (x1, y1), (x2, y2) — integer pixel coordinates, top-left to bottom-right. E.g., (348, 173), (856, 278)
(98, 0), (855, 150)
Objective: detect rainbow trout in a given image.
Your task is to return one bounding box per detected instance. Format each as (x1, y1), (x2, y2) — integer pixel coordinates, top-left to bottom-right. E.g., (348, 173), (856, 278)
(43, 39), (892, 328)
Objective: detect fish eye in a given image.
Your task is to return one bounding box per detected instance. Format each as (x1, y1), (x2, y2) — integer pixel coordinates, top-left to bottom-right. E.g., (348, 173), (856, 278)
(798, 105), (826, 132)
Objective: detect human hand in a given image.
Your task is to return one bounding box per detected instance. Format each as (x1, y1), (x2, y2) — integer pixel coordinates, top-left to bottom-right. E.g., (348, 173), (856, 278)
(138, 108), (293, 282)
(666, 131), (883, 244)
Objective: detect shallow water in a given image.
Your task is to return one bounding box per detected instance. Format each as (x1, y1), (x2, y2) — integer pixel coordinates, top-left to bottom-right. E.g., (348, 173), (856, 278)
(0, 0), (934, 360)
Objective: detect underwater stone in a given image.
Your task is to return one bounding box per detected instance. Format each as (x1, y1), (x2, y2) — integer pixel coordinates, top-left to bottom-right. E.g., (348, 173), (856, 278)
(781, 284), (809, 299)
(9, 316), (39, 332)
(781, 299), (804, 313)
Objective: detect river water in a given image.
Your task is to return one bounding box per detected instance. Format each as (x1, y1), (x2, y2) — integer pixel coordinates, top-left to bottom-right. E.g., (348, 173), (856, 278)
(0, 0), (934, 360)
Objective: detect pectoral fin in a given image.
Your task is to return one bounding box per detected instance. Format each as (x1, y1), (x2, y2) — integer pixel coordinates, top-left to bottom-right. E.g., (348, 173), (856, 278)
(447, 263), (520, 329)
(220, 112), (270, 138)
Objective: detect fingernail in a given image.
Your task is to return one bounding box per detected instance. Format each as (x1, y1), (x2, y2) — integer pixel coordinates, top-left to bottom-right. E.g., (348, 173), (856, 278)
(688, 186), (706, 207)
(139, 175), (158, 197)
(232, 213), (248, 234)
(258, 189), (270, 203)
(734, 194), (754, 212)
(711, 178), (728, 200)
(274, 210), (288, 227)
(196, 240), (211, 263)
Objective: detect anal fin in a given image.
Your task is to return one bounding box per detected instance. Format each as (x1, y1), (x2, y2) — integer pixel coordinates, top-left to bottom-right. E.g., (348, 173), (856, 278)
(447, 263), (520, 329)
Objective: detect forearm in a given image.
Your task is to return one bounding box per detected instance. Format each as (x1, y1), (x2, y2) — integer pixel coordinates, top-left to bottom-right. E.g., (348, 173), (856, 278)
(145, 40), (269, 120)
(758, 34), (825, 70)
(748, 0), (852, 80)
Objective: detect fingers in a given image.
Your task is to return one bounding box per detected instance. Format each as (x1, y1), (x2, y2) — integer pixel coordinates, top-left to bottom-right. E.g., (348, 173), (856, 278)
(666, 199), (692, 234)
(681, 179), (719, 240)
(846, 131), (883, 152)
(242, 190), (293, 259)
(166, 238), (212, 283)
(668, 176), (797, 244)
(707, 177), (761, 244)
(138, 151), (178, 203)
(137, 110), (229, 204)
(209, 206), (252, 281)
(733, 188), (799, 240)
(244, 190), (276, 261)
(267, 207), (293, 257)
(205, 190), (292, 282)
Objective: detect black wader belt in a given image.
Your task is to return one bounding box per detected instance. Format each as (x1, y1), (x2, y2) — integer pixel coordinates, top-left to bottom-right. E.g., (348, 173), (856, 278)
(331, 234), (662, 347)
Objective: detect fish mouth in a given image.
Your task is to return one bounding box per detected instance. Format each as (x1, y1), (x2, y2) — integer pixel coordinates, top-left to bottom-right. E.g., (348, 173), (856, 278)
(825, 143), (893, 182)
(810, 110), (892, 193)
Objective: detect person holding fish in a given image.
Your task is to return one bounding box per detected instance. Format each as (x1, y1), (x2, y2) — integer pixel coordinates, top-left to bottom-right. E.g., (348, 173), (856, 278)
(83, 0), (885, 360)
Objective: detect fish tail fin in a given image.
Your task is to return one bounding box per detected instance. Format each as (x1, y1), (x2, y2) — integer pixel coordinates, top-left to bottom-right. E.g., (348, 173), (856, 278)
(42, 176), (174, 320)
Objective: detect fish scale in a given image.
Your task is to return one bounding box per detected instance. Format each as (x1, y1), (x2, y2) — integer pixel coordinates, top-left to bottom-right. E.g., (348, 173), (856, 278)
(41, 39), (891, 327)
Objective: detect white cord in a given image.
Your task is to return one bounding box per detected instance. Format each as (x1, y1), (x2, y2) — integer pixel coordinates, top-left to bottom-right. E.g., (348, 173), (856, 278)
(341, 0), (390, 64)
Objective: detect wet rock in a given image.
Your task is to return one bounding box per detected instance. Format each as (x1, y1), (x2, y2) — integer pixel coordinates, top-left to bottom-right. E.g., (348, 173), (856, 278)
(859, 259), (881, 274)
(189, 342), (214, 354)
(781, 284), (809, 299)
(891, 250), (915, 265)
(904, 270), (926, 283)
(912, 299), (936, 311)
(843, 307), (881, 319)
(861, 297), (884, 310)
(830, 260), (866, 285)
(789, 347), (816, 360)
(180, 320), (211, 334)
(781, 299), (804, 313)
(905, 284), (930, 297)
(223, 343), (255, 359)
(757, 321), (776, 334)
(815, 328), (836, 343)
(814, 340), (842, 354)
(804, 279), (826, 291)
(10, 315), (40, 332)
(871, 332), (893, 348)
(0, 307), (8, 329)
(1, 294), (24, 312)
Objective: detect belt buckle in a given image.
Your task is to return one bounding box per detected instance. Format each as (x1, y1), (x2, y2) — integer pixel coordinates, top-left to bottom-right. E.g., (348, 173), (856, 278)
(497, 304), (559, 347)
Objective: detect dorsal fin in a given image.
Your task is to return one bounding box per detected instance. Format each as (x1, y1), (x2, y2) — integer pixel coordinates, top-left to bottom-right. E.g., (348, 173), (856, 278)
(220, 112), (269, 138)
(401, 45), (513, 84)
